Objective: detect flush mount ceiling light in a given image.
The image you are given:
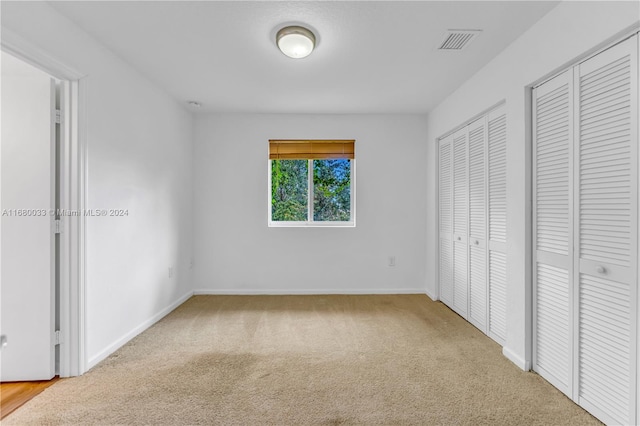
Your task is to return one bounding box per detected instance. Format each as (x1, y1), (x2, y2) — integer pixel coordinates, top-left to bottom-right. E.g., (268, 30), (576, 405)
(276, 25), (316, 59)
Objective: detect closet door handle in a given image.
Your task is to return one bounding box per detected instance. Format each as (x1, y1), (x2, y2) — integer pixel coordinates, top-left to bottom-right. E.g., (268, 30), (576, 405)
(596, 266), (606, 274)
(457, 236), (461, 241)
(474, 240), (479, 245)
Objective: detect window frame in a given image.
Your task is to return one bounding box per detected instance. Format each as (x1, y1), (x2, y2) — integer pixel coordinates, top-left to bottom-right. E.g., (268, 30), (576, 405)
(268, 158), (356, 227)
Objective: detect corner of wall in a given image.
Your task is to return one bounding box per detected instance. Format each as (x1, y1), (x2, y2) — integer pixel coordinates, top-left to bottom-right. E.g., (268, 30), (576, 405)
(502, 346), (531, 371)
(424, 287), (438, 302)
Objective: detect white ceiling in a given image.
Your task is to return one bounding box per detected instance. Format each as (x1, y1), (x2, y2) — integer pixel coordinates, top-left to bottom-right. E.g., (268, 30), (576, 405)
(50, 1), (559, 114)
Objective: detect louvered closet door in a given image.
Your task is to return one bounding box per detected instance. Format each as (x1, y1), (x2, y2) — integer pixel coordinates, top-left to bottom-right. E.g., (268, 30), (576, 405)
(575, 36), (638, 426)
(533, 70), (573, 396)
(487, 105), (507, 344)
(467, 117), (488, 331)
(452, 128), (469, 317)
(439, 135), (454, 306)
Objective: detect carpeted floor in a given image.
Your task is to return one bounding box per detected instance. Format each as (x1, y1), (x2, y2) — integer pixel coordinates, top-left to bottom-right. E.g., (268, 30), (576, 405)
(4, 295), (600, 425)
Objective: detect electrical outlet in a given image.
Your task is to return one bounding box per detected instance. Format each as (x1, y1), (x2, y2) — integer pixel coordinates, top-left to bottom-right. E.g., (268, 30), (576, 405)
(168, 266), (173, 278)
(388, 256), (396, 267)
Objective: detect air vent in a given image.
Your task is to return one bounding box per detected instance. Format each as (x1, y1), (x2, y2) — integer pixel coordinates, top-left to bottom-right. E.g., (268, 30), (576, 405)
(438, 30), (481, 50)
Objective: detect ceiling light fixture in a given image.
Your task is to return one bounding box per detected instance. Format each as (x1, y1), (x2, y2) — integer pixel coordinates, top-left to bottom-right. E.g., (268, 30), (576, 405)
(187, 101), (201, 108)
(276, 25), (316, 59)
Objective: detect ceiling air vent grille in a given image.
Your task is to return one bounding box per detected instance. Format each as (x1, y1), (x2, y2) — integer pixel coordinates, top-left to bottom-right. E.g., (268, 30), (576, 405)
(438, 30), (481, 50)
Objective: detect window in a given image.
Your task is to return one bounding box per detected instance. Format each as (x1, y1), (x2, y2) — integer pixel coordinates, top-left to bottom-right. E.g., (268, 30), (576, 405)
(269, 140), (355, 227)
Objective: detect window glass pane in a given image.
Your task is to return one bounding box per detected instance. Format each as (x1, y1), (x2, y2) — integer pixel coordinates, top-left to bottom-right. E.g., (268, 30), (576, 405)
(271, 160), (308, 221)
(313, 159), (351, 221)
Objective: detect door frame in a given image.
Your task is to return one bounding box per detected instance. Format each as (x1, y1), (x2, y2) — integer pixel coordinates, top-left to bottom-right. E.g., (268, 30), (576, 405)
(2, 28), (88, 377)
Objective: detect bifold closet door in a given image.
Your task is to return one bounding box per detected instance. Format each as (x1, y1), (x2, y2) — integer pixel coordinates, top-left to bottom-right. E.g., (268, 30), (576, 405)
(534, 34), (638, 426)
(575, 35), (638, 426)
(439, 135), (454, 306)
(467, 118), (488, 332)
(438, 106), (503, 343)
(452, 128), (469, 317)
(533, 69), (573, 396)
(487, 105), (507, 344)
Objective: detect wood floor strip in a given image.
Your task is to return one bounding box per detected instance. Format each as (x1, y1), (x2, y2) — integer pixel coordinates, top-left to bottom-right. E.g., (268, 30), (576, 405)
(0, 377), (59, 420)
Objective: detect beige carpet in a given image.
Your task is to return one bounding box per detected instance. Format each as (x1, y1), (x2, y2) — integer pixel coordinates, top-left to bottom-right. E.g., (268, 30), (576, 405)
(4, 295), (599, 425)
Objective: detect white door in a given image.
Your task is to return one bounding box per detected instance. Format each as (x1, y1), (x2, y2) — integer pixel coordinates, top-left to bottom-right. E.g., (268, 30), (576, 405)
(533, 34), (638, 425)
(452, 128), (469, 316)
(438, 105), (505, 344)
(487, 105), (507, 344)
(533, 69), (574, 396)
(439, 135), (454, 305)
(0, 52), (56, 381)
(467, 117), (487, 332)
(575, 35), (637, 426)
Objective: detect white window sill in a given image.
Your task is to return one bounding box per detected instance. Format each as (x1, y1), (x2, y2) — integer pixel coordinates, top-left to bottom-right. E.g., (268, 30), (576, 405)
(268, 221), (355, 228)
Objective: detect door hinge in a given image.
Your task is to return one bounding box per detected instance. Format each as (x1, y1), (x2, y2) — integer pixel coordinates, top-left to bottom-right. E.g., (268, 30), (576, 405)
(54, 330), (61, 345)
(54, 219), (62, 234)
(55, 109), (62, 124)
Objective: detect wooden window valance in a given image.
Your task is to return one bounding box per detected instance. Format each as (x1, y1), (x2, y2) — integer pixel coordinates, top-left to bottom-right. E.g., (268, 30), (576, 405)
(269, 139), (355, 160)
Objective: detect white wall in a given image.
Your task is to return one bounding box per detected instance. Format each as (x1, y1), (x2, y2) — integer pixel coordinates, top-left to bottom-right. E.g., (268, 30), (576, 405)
(1, 2), (195, 368)
(425, 1), (640, 369)
(194, 114), (427, 294)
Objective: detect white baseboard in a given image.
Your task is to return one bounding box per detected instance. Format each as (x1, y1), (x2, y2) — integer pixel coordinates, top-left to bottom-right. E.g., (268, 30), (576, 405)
(87, 290), (193, 370)
(193, 288), (424, 295)
(424, 287), (438, 301)
(502, 346), (531, 371)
